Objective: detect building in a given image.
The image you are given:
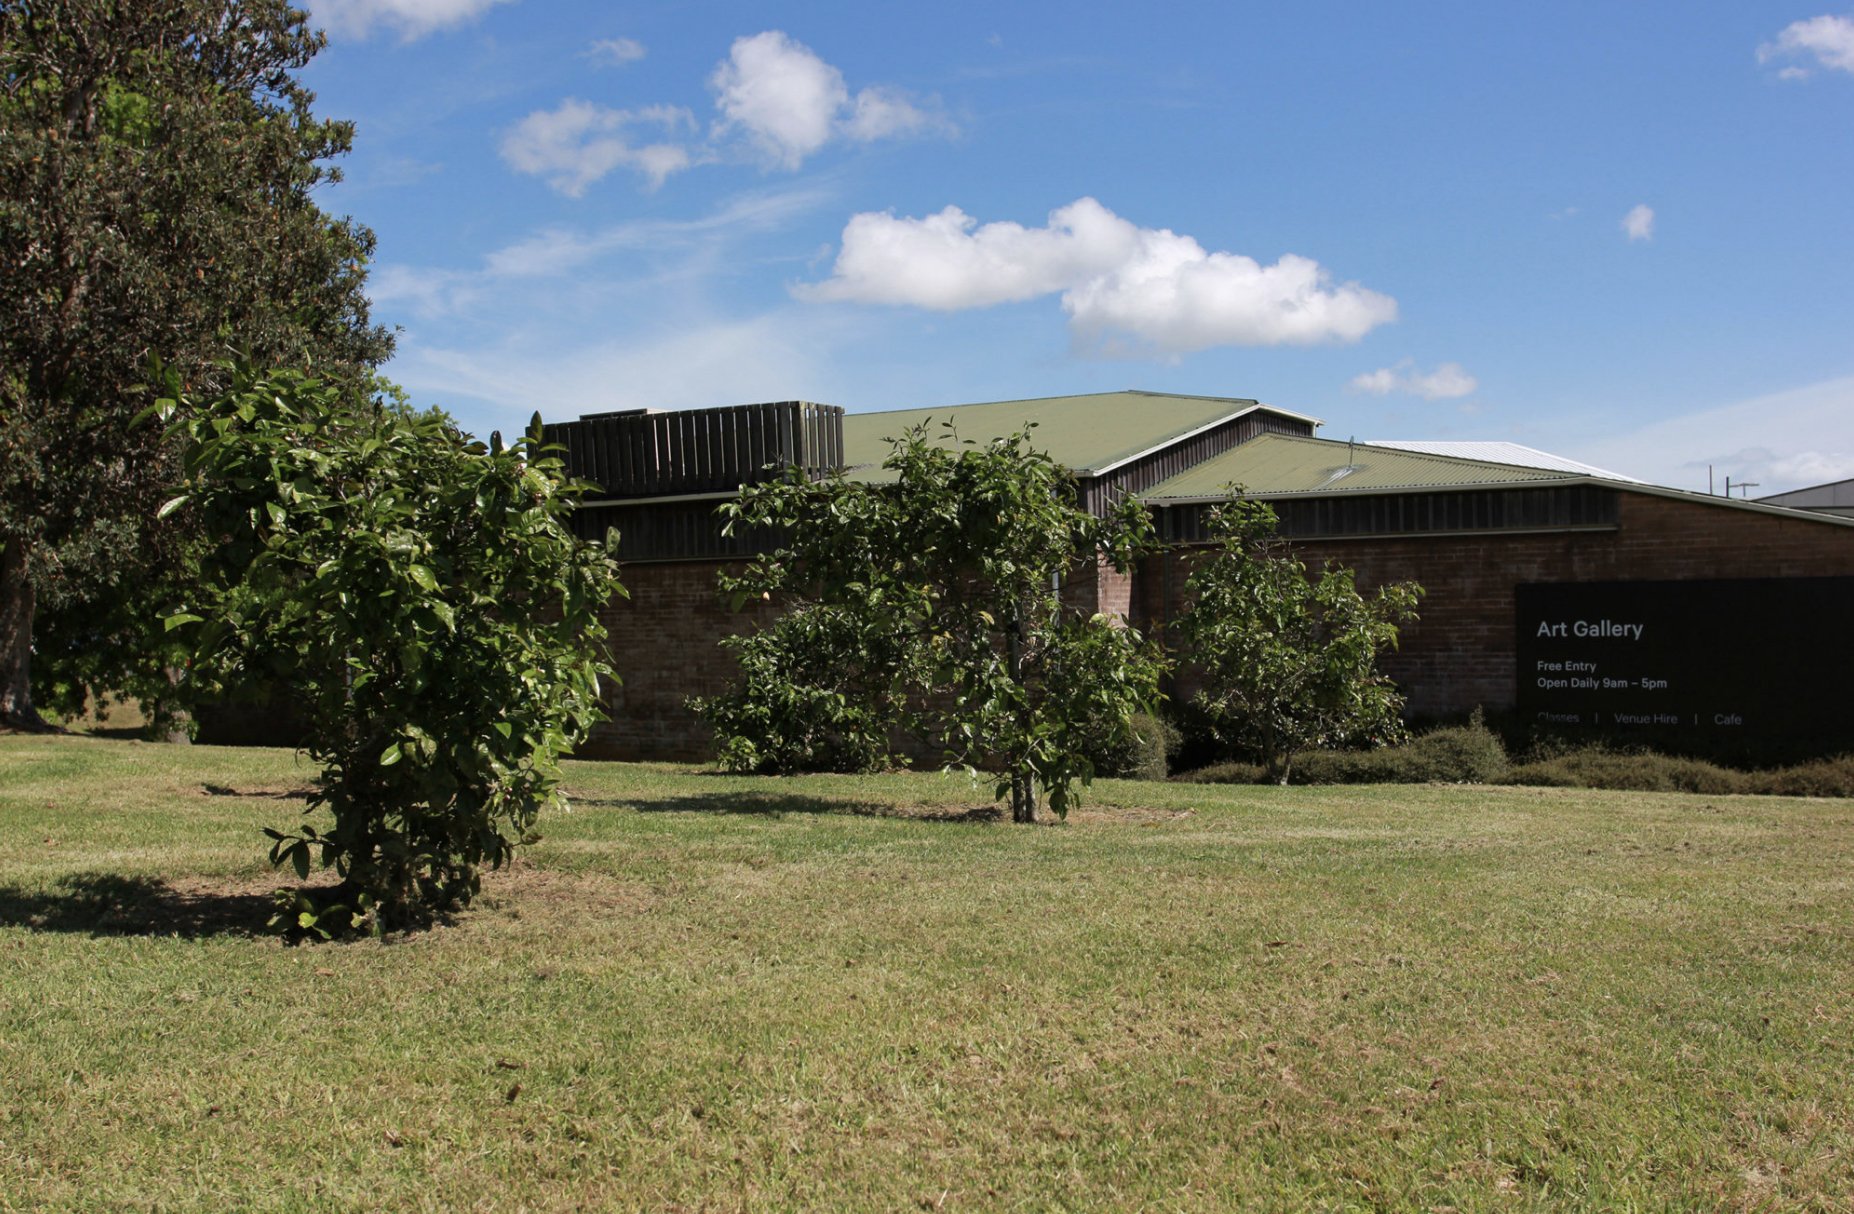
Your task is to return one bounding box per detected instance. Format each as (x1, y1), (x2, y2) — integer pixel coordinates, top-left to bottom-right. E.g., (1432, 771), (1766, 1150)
(1757, 477), (1854, 519)
(547, 391), (1854, 761)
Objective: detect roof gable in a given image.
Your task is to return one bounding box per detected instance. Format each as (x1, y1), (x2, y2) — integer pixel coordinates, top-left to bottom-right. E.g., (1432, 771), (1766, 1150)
(1139, 433), (1577, 501)
(839, 390), (1317, 478)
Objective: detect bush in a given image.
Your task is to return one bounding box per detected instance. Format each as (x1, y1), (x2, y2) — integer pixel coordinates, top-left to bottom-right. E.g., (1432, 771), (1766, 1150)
(1291, 715), (1509, 785)
(1174, 760), (1267, 785)
(166, 369), (623, 936)
(1173, 716), (1508, 786)
(1500, 748), (1747, 795)
(1088, 711), (1178, 781)
(1755, 756), (1854, 798)
(1502, 747), (1854, 798)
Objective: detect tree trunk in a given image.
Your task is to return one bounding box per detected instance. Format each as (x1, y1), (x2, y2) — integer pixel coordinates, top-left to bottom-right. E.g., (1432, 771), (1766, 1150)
(1006, 604), (1037, 823)
(0, 539), (52, 730)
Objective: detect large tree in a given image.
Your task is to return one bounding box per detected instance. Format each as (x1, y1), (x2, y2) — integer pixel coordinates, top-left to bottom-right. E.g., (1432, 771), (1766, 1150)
(0, 0), (391, 728)
(698, 425), (1165, 823)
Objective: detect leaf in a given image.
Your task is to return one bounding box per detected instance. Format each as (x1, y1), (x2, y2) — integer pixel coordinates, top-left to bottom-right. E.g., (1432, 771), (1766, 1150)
(163, 612), (204, 631)
(156, 494), (190, 520)
(408, 564), (439, 591)
(379, 742), (403, 767)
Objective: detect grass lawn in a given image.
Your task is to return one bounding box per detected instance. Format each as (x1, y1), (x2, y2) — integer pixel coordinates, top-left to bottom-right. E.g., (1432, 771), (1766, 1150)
(2, 735), (1852, 1211)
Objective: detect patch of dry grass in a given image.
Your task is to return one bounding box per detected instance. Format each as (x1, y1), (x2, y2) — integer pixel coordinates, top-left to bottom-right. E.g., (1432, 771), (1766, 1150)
(2, 735), (1852, 1210)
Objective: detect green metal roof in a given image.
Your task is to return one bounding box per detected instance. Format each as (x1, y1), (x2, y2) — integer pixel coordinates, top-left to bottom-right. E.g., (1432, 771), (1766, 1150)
(1140, 433), (1577, 501)
(838, 390), (1314, 479)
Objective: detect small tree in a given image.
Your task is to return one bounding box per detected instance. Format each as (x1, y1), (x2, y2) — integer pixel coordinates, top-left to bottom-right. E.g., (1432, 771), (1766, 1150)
(162, 367), (623, 935)
(696, 424), (1164, 822)
(1176, 495), (1420, 784)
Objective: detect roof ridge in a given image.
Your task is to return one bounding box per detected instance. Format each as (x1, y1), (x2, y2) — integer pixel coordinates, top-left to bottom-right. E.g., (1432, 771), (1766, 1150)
(843, 388), (1264, 417)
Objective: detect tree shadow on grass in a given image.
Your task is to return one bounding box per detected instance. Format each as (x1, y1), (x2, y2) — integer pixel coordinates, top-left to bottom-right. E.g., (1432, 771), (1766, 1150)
(0, 873), (277, 938)
(576, 790), (1003, 824)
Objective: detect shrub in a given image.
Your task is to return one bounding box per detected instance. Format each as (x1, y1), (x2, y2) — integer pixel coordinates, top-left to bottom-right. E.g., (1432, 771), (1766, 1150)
(1174, 760), (1267, 785)
(165, 368), (623, 936)
(1499, 760), (1582, 788)
(1754, 756), (1854, 798)
(1289, 715), (1509, 785)
(1089, 711), (1178, 781)
(1499, 748), (1747, 794)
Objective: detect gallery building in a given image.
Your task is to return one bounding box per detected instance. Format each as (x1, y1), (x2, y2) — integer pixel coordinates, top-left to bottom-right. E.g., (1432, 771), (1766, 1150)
(545, 390), (1854, 761)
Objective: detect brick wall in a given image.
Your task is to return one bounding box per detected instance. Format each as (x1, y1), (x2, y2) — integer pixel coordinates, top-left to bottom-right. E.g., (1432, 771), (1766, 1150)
(598, 550), (1138, 762)
(582, 560), (777, 761)
(1137, 491), (1854, 719)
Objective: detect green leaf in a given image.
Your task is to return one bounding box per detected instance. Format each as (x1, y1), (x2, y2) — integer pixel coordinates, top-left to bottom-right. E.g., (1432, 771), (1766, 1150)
(156, 494), (190, 520)
(408, 564), (439, 591)
(163, 612), (204, 631)
(380, 742), (403, 767)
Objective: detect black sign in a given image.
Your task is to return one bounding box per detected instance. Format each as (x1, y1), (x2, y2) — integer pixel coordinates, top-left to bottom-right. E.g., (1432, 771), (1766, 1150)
(1514, 577), (1854, 744)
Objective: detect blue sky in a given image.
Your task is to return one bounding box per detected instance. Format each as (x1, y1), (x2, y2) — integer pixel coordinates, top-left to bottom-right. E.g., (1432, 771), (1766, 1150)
(301, 0), (1854, 495)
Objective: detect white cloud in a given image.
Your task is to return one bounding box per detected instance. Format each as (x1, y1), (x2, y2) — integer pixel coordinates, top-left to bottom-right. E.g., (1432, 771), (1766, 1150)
(1350, 360), (1478, 400)
(1574, 374), (1854, 494)
(710, 31), (951, 169)
(1758, 14), (1854, 78)
(797, 197), (1396, 354)
(588, 37), (646, 66)
(1621, 204), (1655, 242)
(309, 0), (513, 40)
(499, 100), (699, 195)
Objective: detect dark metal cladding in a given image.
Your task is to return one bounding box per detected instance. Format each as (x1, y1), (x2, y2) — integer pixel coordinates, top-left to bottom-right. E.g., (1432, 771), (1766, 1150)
(543, 401), (846, 499)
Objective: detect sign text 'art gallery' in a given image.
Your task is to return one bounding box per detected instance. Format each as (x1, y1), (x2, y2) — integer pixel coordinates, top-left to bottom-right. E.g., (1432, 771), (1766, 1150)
(1513, 577), (1854, 744)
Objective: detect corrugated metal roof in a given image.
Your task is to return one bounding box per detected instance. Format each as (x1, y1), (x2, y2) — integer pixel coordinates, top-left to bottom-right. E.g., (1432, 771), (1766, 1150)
(1364, 440), (1643, 483)
(838, 390), (1317, 478)
(1140, 433), (1576, 501)
(1759, 476), (1854, 508)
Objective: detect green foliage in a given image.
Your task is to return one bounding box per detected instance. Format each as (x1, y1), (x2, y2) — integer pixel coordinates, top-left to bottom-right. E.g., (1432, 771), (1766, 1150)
(1177, 715), (1507, 786)
(1501, 745), (1854, 797)
(162, 367), (623, 934)
(696, 424), (1165, 821)
(1290, 717), (1509, 785)
(1082, 711), (1178, 781)
(700, 605), (901, 775)
(1175, 495), (1421, 783)
(0, 0), (391, 726)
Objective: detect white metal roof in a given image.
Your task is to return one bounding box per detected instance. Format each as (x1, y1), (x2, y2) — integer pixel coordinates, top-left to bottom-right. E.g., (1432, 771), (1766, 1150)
(1363, 440), (1643, 483)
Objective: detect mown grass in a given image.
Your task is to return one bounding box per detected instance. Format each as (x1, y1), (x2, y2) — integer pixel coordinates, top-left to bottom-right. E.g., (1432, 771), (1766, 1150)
(2, 734), (1852, 1212)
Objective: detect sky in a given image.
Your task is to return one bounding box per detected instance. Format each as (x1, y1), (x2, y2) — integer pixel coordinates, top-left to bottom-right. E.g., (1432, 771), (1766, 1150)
(299, 0), (1854, 496)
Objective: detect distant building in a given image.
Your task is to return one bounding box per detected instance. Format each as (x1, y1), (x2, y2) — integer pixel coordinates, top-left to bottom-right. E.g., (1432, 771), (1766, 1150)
(545, 391), (1854, 760)
(1757, 477), (1854, 519)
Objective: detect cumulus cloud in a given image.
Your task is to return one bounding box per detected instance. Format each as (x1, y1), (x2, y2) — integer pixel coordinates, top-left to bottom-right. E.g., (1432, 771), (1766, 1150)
(1758, 14), (1854, 77)
(1350, 360), (1478, 400)
(588, 37), (647, 66)
(711, 31), (952, 169)
(797, 197), (1396, 354)
(1621, 203), (1655, 242)
(499, 100), (699, 195)
(309, 0), (513, 40)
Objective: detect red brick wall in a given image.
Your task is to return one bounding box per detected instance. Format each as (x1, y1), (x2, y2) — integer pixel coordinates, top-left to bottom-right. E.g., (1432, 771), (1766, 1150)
(1137, 492), (1854, 719)
(582, 560), (778, 761)
(599, 552), (1139, 762)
